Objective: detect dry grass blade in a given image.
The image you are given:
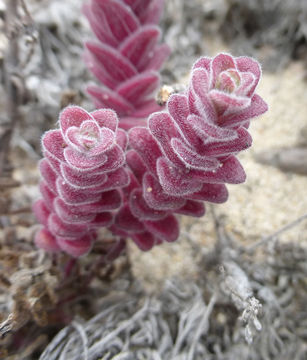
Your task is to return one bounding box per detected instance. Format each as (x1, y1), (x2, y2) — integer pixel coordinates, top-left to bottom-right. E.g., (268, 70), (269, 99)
(246, 213), (307, 252)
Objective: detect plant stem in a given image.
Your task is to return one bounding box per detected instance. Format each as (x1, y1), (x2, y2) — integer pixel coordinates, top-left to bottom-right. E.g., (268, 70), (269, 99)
(0, 0), (20, 176)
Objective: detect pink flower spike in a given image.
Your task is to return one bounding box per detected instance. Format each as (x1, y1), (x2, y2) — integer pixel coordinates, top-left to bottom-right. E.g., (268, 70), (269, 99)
(84, 0), (169, 129)
(123, 52), (267, 253)
(34, 105), (128, 257)
(34, 49), (267, 257)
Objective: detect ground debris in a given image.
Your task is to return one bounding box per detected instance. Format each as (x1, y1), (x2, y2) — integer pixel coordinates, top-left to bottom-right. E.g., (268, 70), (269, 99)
(256, 147), (307, 175)
(220, 0), (307, 71)
(37, 215), (307, 360)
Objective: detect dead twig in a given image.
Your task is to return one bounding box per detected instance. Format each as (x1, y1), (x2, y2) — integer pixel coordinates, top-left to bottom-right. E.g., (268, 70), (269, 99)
(0, 206), (32, 216)
(0, 178), (21, 189)
(0, 0), (21, 176)
(245, 213), (307, 252)
(187, 293), (217, 360)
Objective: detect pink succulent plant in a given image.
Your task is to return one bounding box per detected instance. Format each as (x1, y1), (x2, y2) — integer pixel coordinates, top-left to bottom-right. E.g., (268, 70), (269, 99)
(33, 0), (268, 257)
(33, 106), (129, 257)
(83, 0), (170, 130)
(116, 53), (268, 248)
(33, 53), (267, 257)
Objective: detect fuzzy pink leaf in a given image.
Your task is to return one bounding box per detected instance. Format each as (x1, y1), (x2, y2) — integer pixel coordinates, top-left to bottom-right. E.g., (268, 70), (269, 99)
(130, 188), (167, 220)
(90, 212), (114, 227)
(235, 56), (261, 96)
(39, 181), (56, 210)
(114, 204), (145, 233)
(71, 190), (122, 213)
(87, 86), (135, 116)
(118, 117), (147, 131)
(131, 231), (156, 251)
(195, 126), (253, 157)
(119, 26), (160, 70)
(39, 159), (57, 193)
(142, 43), (170, 71)
(129, 98), (162, 118)
(91, 109), (118, 131)
(138, 0), (165, 25)
(209, 89), (251, 115)
(210, 53), (236, 88)
(156, 158), (203, 196)
(149, 112), (188, 169)
(86, 42), (137, 82)
(48, 214), (89, 238)
(117, 72), (160, 105)
(116, 129), (128, 150)
(175, 200), (205, 217)
(34, 228), (61, 253)
(171, 138), (220, 170)
(193, 56), (211, 71)
(56, 178), (101, 205)
(143, 172), (186, 210)
(129, 127), (162, 174)
(91, 168), (129, 192)
(188, 183), (229, 203)
(190, 68), (217, 122)
(60, 106), (93, 135)
(144, 215), (179, 242)
(187, 156), (246, 184)
(92, 0), (140, 42)
(42, 130), (65, 162)
(33, 199), (50, 227)
(83, 3), (119, 47)
(84, 51), (118, 89)
(57, 234), (94, 257)
(61, 163), (108, 188)
(64, 147), (108, 170)
(84, 0), (169, 128)
(126, 150), (147, 183)
(219, 94), (268, 127)
(53, 197), (96, 223)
